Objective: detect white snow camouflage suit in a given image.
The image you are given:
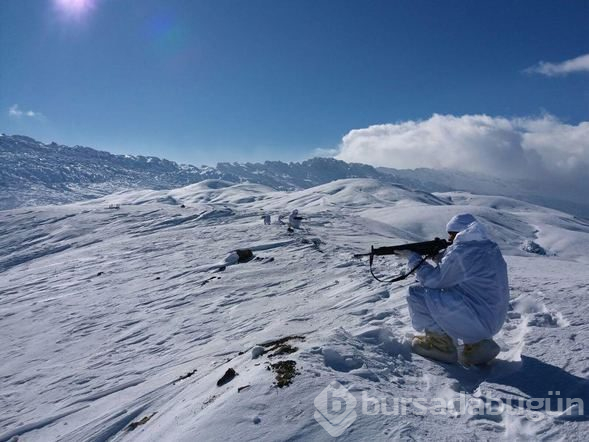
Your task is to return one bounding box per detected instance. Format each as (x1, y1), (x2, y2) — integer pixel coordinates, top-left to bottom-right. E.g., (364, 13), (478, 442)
(406, 220), (509, 344)
(288, 209), (302, 229)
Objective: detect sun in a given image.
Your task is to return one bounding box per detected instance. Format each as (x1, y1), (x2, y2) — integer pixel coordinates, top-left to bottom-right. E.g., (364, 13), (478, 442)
(54, 0), (95, 18)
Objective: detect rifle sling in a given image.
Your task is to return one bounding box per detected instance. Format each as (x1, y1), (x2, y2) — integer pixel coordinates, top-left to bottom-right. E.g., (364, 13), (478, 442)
(369, 255), (429, 283)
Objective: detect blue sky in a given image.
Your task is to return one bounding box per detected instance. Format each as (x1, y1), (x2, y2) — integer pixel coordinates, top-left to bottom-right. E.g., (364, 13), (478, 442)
(1, 0), (588, 165)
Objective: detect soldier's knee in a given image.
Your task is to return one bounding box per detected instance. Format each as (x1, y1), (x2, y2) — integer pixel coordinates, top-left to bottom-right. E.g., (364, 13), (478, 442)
(406, 285), (424, 310)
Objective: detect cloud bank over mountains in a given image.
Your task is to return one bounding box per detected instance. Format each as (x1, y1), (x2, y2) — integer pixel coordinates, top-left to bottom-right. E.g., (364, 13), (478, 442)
(336, 113), (589, 195)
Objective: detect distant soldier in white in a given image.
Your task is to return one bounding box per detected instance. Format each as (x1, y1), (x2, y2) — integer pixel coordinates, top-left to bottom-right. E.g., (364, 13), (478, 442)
(259, 209), (271, 225)
(288, 209), (303, 230)
(398, 213), (509, 365)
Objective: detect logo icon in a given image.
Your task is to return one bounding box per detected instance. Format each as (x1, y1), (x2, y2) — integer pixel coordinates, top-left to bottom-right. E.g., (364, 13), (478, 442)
(314, 381), (357, 437)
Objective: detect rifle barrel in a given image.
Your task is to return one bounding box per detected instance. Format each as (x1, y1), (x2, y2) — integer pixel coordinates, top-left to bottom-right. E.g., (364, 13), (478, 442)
(356, 238), (449, 258)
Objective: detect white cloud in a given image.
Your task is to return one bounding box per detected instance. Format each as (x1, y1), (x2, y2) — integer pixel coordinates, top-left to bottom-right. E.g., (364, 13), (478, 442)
(8, 105), (22, 117)
(8, 104), (44, 119)
(335, 114), (589, 192)
(525, 53), (589, 77)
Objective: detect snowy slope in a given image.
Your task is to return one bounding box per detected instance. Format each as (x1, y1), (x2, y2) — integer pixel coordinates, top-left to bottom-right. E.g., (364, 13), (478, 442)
(378, 166), (589, 219)
(1, 179), (588, 441)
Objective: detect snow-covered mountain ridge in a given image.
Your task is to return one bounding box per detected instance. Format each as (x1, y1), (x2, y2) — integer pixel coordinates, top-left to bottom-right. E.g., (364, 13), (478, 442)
(3, 134), (588, 218)
(0, 134), (381, 210)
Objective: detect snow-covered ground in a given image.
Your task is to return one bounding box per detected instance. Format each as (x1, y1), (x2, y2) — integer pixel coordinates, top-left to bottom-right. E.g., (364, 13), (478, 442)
(1, 179), (588, 441)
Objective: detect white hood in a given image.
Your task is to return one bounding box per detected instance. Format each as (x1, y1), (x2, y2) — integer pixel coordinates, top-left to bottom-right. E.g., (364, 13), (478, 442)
(454, 221), (489, 243)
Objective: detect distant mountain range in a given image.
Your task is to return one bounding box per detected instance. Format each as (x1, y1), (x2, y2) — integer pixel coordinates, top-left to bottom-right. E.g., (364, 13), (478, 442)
(1, 133), (587, 217)
(0, 134), (384, 209)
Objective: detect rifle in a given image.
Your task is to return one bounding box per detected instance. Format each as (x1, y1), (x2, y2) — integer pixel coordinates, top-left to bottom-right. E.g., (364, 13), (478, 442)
(354, 238), (449, 283)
